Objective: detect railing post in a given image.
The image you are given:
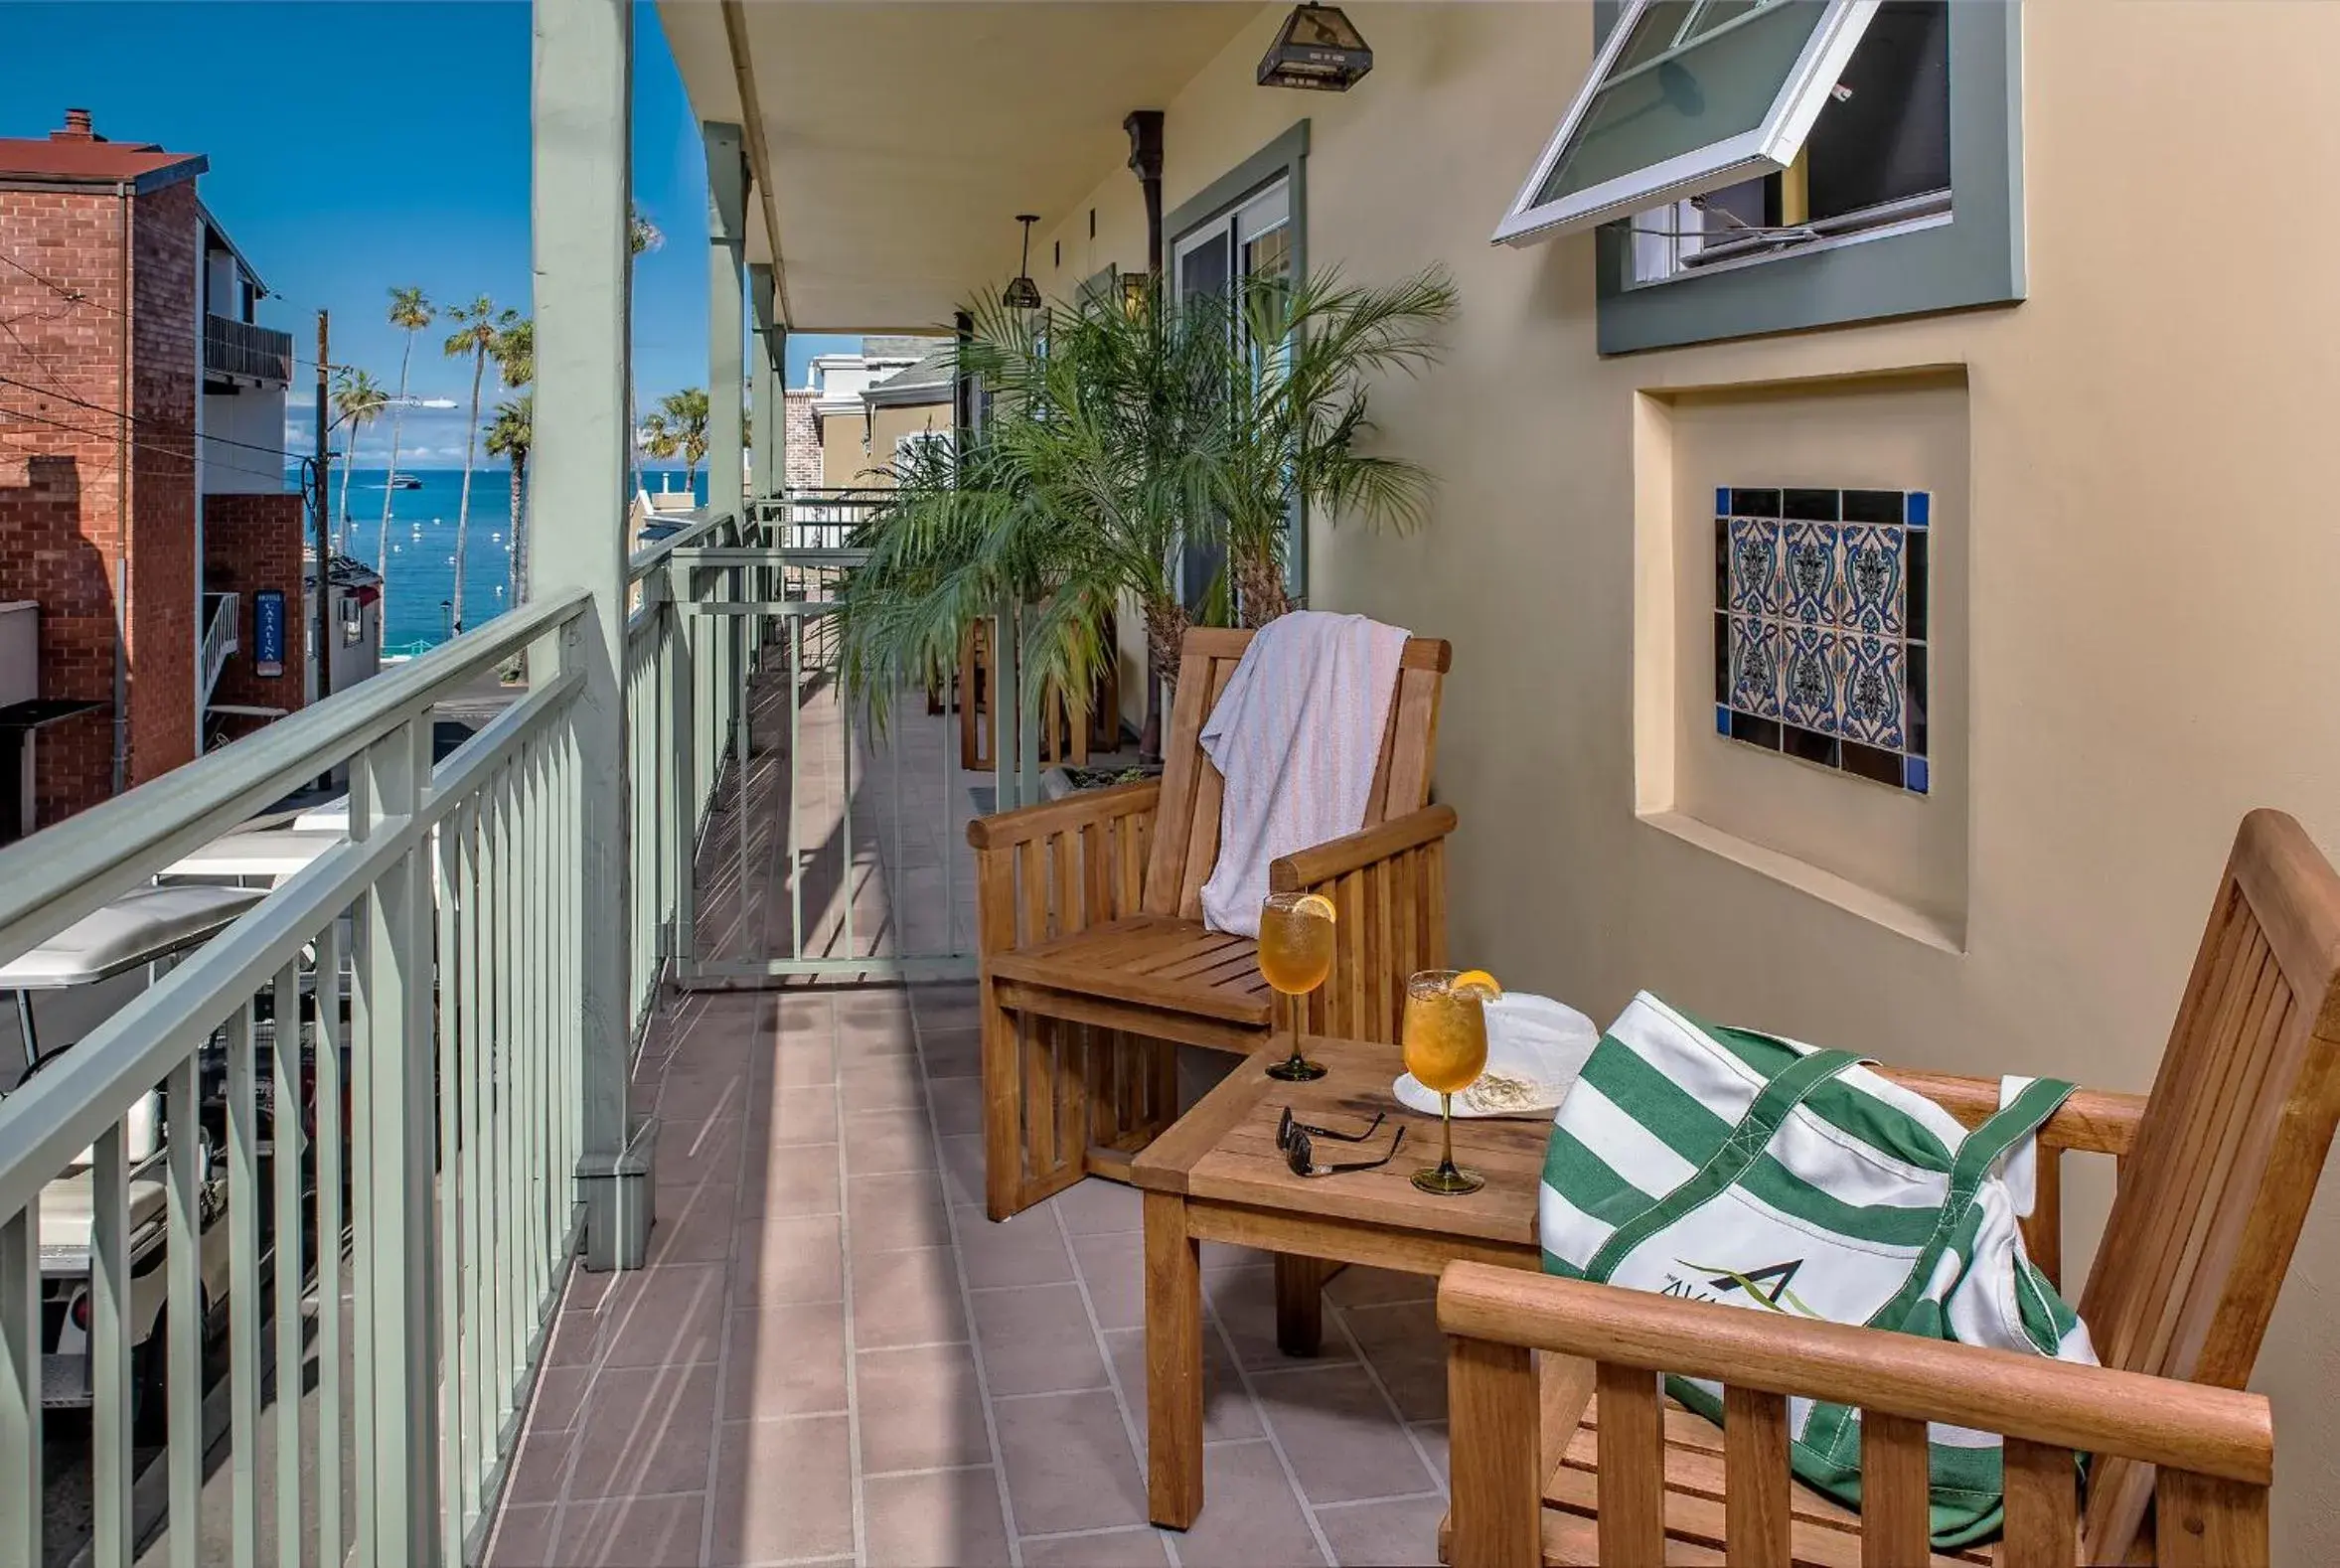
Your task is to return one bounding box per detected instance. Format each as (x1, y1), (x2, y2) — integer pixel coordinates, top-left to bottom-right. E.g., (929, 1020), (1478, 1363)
(0, 1202), (36, 1568)
(706, 121), (747, 528)
(750, 265), (778, 502)
(533, 0), (653, 1271)
(351, 712), (440, 1562)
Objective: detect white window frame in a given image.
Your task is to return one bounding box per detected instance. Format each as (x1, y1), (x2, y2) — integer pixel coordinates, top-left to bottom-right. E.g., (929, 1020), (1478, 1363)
(893, 428), (953, 466)
(1493, 0), (1882, 248)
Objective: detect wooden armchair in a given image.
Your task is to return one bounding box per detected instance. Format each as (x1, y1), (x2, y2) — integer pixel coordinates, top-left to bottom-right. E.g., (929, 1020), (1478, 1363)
(969, 627), (1455, 1220)
(1440, 808), (2340, 1566)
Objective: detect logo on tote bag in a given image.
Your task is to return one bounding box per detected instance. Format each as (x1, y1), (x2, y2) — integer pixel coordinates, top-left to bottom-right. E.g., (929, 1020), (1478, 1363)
(1661, 1257), (1820, 1318)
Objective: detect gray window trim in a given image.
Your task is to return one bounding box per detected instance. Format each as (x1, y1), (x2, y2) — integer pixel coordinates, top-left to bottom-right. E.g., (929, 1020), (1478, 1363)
(1166, 119), (1312, 596)
(1591, 0), (2023, 356)
(1165, 118), (1311, 275)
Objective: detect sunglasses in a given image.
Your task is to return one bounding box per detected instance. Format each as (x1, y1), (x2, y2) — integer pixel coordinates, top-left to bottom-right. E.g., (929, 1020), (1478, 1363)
(1280, 1117), (1406, 1178)
(1277, 1106), (1387, 1150)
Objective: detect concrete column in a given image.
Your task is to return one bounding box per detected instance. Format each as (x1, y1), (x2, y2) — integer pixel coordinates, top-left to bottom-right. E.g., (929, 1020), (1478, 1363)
(531, 0), (648, 1268)
(704, 121), (747, 523)
(749, 263), (779, 502)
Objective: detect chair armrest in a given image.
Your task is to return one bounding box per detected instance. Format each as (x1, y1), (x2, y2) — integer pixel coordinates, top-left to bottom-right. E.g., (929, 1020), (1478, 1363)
(1269, 804), (1459, 891)
(1435, 1263), (2269, 1486)
(1874, 1065), (2146, 1158)
(965, 779), (1161, 853)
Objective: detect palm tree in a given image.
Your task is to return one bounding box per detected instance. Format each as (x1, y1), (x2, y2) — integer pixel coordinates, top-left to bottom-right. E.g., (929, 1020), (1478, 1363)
(838, 279), (1229, 748)
(644, 389), (710, 491)
(627, 208), (663, 500)
(637, 407), (682, 474)
(492, 315), (533, 390)
(442, 295), (520, 633)
(486, 393), (533, 606)
(329, 367), (390, 553)
(491, 318), (535, 606)
(377, 286), (434, 587)
(1212, 266), (1457, 625)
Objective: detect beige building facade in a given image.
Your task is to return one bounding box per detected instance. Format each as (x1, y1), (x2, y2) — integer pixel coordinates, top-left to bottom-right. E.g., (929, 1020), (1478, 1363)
(669, 2), (2340, 1551)
(801, 336), (953, 488)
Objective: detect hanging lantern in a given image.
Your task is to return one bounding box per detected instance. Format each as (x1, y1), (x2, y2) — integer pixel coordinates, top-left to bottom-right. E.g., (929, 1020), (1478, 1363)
(1002, 215), (1043, 310)
(1257, 5), (1373, 92)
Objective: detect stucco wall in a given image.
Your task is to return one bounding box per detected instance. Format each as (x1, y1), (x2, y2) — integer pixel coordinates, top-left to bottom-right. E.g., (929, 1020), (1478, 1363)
(1025, 3), (2340, 1554)
(866, 397), (951, 475)
(819, 406), (870, 489)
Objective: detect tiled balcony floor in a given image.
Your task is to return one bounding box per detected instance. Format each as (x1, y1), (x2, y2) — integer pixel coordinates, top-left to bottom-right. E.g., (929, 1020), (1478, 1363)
(484, 985), (1457, 1568)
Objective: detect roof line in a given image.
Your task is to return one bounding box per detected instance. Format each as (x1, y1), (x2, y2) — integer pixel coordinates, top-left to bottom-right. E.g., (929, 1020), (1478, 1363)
(197, 199), (269, 299)
(0, 153), (207, 197)
(721, 0), (790, 329)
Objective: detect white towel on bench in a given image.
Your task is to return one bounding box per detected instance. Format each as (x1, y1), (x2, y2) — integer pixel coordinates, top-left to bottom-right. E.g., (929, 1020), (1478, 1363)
(1198, 610), (1411, 937)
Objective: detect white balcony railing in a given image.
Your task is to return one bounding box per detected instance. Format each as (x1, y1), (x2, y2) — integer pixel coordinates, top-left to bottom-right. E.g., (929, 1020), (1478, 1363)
(198, 591), (238, 710)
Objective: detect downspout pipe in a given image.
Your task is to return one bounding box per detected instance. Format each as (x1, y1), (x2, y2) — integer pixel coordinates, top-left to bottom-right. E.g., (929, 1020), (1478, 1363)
(112, 179), (131, 794)
(1123, 110), (1167, 759)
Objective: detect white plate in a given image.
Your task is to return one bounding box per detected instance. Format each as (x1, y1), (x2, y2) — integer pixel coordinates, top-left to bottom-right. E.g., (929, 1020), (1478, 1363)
(1392, 1069), (1566, 1119)
(1391, 992), (1601, 1120)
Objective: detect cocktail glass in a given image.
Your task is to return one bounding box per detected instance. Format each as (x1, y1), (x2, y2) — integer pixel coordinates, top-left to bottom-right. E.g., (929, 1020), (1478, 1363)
(1403, 969), (1491, 1194)
(1257, 891), (1336, 1082)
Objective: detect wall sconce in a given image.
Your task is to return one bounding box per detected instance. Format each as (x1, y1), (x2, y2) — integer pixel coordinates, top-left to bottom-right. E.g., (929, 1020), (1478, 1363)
(1002, 215), (1043, 310)
(1257, 5), (1373, 92)
(1120, 270), (1151, 318)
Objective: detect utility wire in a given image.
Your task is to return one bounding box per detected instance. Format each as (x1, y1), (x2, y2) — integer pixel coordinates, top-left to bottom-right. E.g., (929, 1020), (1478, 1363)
(0, 245), (105, 310)
(0, 368), (308, 466)
(0, 403), (299, 487)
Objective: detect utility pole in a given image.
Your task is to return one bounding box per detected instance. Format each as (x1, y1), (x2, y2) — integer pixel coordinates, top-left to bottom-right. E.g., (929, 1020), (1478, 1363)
(312, 309), (334, 705)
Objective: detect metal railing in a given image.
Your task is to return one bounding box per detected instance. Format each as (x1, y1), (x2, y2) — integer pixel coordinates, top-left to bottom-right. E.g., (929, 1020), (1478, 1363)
(621, 508), (752, 1038)
(0, 591), (595, 1567)
(199, 592), (239, 709)
(201, 316), (294, 387)
(0, 492), (975, 1568)
(762, 486), (891, 552)
(657, 490), (983, 984)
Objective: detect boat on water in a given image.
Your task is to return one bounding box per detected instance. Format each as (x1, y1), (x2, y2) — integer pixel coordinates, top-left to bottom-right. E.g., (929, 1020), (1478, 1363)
(388, 474), (423, 491)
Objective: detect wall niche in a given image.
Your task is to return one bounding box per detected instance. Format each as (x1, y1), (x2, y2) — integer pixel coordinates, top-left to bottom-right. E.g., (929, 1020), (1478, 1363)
(1634, 368), (1968, 949)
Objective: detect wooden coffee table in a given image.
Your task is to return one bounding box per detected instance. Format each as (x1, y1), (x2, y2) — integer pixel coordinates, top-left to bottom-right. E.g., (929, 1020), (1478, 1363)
(1128, 1035), (1546, 1529)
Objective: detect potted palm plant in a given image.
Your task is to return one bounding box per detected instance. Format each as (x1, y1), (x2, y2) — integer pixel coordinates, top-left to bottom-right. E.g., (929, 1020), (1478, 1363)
(836, 261), (1456, 757)
(1211, 266), (1457, 626)
(839, 278), (1228, 756)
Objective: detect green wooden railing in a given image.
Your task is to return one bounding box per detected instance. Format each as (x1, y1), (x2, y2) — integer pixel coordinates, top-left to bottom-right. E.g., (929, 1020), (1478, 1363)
(0, 574), (659, 1567)
(0, 495), (991, 1567)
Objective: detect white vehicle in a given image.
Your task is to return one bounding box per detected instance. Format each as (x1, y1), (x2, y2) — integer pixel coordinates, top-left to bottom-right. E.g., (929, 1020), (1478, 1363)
(0, 884), (260, 1429)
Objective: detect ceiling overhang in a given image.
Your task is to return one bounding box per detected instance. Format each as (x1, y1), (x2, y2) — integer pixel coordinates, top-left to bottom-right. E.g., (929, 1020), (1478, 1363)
(658, 1), (1258, 333)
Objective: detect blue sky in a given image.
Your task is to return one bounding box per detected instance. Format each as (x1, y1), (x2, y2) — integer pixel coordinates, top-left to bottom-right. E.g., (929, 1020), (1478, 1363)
(0, 1), (858, 466)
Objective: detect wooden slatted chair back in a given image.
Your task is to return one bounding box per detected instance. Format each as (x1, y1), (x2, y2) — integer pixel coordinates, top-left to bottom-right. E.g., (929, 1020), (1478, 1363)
(2075, 808), (2340, 1561)
(1139, 626), (1452, 921)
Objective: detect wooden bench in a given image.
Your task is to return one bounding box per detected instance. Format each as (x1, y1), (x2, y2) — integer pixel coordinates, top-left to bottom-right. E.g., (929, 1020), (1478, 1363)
(969, 626), (1455, 1219)
(1439, 808), (2340, 1566)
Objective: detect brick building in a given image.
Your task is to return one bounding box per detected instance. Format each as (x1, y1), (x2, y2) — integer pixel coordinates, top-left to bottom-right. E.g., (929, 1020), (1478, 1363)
(0, 108), (304, 843)
(781, 386), (820, 490)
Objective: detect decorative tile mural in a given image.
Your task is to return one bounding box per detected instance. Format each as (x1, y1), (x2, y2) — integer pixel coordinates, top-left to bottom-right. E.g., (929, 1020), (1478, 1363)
(1713, 487), (1932, 794)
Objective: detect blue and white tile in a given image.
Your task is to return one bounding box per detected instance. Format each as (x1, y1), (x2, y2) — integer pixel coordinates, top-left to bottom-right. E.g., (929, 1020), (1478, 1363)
(1779, 626), (1838, 735)
(1781, 523), (1839, 626)
(1835, 525), (1906, 637)
(1836, 635), (1908, 750)
(1726, 519), (1781, 617)
(1728, 616), (1781, 718)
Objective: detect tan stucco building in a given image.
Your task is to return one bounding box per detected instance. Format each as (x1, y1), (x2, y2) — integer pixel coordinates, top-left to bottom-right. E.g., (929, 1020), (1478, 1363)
(802, 335), (953, 489)
(665, 2), (2340, 1550)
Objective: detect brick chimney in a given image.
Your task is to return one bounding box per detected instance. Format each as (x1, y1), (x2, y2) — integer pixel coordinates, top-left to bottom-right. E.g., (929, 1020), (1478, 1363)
(50, 108), (96, 142)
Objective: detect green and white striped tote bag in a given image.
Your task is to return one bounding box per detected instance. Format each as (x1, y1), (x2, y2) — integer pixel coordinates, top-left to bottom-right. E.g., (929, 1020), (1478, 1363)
(1538, 992), (2096, 1550)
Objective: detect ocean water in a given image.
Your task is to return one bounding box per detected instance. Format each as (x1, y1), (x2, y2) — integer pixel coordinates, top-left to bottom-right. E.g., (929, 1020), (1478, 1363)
(327, 467), (708, 651)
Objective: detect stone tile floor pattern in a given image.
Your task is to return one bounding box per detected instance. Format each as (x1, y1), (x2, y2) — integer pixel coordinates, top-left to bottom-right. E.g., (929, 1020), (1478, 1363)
(485, 983), (1455, 1567)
